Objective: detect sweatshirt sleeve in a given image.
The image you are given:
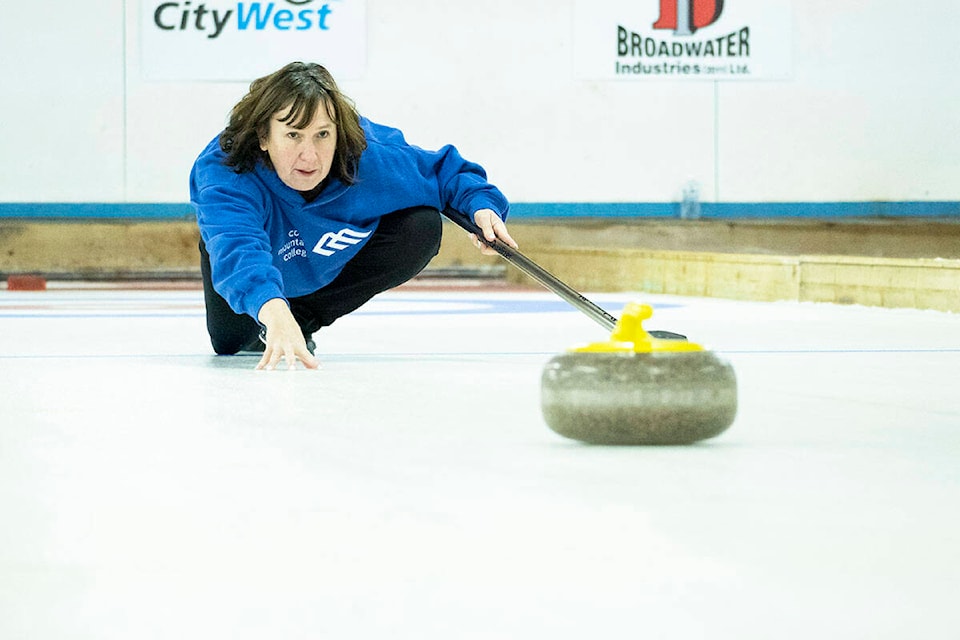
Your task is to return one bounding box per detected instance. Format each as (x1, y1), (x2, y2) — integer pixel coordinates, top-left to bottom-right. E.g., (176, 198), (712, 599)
(364, 119), (510, 222)
(190, 140), (286, 319)
(431, 144), (510, 221)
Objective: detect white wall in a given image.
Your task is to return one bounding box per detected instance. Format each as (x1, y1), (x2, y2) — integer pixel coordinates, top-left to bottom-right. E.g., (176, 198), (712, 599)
(1, 0), (958, 206)
(1, 1), (126, 201)
(718, 0), (960, 202)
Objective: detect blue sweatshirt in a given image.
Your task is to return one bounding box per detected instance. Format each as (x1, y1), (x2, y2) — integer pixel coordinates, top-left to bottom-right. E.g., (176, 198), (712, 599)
(190, 117), (510, 319)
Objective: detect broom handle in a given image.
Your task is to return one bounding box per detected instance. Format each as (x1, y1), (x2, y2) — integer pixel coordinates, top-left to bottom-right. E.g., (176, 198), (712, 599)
(442, 209), (618, 333)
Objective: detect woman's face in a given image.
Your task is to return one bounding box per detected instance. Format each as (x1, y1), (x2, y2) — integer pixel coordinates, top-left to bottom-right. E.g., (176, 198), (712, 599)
(260, 101), (338, 192)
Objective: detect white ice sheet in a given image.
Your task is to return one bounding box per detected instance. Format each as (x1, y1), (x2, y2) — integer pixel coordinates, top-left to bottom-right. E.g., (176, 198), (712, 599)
(1, 288), (958, 639)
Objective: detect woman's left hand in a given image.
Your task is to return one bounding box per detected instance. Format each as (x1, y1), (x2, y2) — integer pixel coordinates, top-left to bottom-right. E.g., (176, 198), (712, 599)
(255, 298), (320, 371)
(470, 209), (519, 255)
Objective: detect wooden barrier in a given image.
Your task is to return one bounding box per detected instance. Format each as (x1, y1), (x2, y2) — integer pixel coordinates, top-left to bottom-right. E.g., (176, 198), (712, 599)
(1, 219), (958, 312)
(513, 246), (960, 313)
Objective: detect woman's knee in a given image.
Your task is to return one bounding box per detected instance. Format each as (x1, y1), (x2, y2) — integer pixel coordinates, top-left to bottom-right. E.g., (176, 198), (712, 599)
(210, 337), (242, 356)
(393, 206), (442, 266)
(208, 329), (260, 355)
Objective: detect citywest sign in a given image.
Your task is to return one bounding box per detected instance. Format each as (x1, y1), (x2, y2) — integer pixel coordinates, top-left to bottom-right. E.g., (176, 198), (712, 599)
(140, 0), (367, 81)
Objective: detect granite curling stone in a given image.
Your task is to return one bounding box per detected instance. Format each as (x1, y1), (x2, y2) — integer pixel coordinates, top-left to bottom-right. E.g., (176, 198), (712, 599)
(541, 303), (737, 445)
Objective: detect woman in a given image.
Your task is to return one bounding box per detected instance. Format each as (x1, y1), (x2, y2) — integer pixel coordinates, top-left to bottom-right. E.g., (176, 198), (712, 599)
(190, 62), (517, 370)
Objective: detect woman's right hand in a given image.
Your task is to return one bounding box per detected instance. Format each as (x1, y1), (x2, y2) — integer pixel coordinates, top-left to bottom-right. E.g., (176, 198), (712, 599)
(255, 298), (320, 370)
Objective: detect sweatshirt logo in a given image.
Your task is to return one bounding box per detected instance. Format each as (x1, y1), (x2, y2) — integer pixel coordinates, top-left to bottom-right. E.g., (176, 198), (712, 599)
(312, 227), (372, 257)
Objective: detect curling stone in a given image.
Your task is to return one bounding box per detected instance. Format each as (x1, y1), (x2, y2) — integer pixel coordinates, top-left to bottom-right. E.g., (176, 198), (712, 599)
(541, 303), (737, 445)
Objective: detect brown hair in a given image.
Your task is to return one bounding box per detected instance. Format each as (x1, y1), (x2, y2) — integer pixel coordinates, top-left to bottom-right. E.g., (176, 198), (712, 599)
(219, 62), (367, 184)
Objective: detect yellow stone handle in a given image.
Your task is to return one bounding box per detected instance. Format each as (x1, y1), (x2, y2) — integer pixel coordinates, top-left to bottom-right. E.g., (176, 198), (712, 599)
(572, 303), (704, 353)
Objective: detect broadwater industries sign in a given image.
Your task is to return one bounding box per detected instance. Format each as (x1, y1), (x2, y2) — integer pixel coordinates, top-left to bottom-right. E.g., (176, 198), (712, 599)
(140, 0), (366, 81)
(574, 0), (791, 81)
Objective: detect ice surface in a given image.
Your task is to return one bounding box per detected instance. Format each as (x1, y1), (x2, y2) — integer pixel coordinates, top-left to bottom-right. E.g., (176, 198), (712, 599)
(1, 288), (958, 639)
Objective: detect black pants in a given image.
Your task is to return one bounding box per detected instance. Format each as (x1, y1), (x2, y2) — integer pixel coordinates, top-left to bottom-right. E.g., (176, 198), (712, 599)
(200, 206), (443, 354)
